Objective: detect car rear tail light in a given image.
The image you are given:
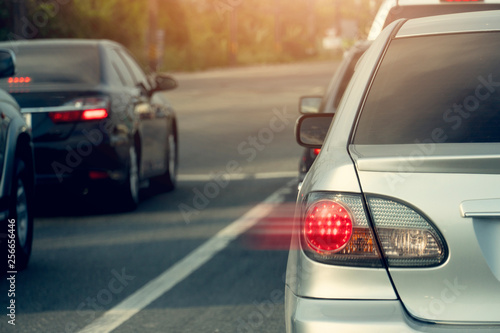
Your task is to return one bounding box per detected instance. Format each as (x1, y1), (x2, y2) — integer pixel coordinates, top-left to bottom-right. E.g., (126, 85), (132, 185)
(89, 171), (109, 179)
(304, 200), (353, 254)
(313, 148), (321, 156)
(8, 77), (32, 84)
(301, 193), (383, 268)
(49, 96), (109, 123)
(49, 111), (82, 123)
(367, 197), (447, 267)
(81, 109), (108, 120)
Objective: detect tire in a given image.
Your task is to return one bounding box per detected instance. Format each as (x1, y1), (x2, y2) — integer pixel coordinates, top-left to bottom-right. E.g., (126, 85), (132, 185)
(6, 160), (33, 272)
(117, 146), (140, 211)
(152, 129), (177, 191)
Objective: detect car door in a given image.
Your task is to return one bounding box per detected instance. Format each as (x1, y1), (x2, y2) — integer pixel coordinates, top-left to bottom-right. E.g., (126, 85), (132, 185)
(106, 47), (153, 178)
(117, 49), (167, 178)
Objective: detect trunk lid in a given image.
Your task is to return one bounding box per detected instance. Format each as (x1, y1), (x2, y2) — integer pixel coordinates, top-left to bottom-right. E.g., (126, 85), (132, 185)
(351, 144), (500, 323)
(10, 86), (103, 142)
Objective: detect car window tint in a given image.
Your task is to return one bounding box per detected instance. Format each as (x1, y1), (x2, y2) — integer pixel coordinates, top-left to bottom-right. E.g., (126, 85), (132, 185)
(0, 45), (100, 85)
(102, 49), (125, 87)
(118, 50), (151, 91)
(383, 4), (500, 29)
(333, 50), (364, 110)
(354, 32), (500, 144)
(108, 48), (136, 88)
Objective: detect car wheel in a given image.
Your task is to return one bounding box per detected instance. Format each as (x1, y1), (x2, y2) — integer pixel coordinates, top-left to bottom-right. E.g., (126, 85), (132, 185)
(8, 160), (33, 272)
(118, 146), (140, 211)
(152, 129), (177, 191)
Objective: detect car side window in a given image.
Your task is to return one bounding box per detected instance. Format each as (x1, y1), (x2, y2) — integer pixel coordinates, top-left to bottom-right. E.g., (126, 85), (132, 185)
(103, 49), (125, 87)
(108, 48), (136, 88)
(117, 50), (152, 92)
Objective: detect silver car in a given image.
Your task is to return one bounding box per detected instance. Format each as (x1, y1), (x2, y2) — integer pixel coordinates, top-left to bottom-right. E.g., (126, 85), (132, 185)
(287, 10), (500, 332)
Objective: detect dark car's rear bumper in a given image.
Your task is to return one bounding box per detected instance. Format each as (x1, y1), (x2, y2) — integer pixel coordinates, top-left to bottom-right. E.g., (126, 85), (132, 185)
(34, 132), (130, 195)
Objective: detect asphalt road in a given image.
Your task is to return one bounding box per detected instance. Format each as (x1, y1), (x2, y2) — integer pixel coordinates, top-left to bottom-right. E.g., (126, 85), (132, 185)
(0, 60), (336, 333)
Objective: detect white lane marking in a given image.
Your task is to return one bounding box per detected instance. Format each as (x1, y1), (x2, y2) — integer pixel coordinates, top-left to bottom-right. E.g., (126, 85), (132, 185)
(178, 171), (297, 182)
(77, 184), (291, 333)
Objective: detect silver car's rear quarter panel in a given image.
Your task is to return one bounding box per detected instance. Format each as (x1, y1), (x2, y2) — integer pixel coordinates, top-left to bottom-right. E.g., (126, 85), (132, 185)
(289, 145), (397, 300)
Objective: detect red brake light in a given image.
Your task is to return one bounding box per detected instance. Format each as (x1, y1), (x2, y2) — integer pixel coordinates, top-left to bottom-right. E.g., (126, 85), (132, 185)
(82, 109), (108, 120)
(8, 77), (31, 84)
(89, 171), (109, 179)
(313, 148), (321, 156)
(304, 200), (353, 254)
(49, 108), (108, 123)
(49, 111), (82, 123)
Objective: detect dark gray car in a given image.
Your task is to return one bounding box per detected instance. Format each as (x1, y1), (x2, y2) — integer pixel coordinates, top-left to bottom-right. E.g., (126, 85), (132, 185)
(0, 49), (35, 272)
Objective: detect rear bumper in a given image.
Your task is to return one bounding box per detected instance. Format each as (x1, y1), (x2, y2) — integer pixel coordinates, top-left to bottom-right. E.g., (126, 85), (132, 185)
(33, 135), (129, 192)
(285, 285), (500, 333)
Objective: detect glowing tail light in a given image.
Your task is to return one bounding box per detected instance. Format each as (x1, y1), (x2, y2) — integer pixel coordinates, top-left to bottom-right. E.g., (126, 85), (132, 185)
(301, 193), (382, 267)
(49, 109), (108, 123)
(304, 200), (353, 254)
(301, 193), (448, 268)
(49, 97), (109, 123)
(8, 77), (32, 84)
(82, 109), (108, 120)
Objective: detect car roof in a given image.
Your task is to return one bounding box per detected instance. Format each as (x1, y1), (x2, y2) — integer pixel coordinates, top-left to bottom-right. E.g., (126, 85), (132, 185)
(396, 9), (500, 37)
(0, 39), (123, 49)
(390, 0), (500, 5)
(368, 0), (500, 40)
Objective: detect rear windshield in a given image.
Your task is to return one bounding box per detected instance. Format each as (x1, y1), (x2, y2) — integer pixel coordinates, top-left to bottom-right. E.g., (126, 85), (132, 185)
(383, 4), (500, 29)
(354, 32), (500, 144)
(0, 45), (100, 86)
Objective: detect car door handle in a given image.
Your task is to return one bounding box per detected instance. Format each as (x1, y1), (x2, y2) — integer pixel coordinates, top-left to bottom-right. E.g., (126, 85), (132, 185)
(460, 198), (500, 218)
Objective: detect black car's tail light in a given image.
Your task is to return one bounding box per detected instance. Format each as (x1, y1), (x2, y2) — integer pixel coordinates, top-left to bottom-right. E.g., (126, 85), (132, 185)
(301, 193), (383, 268)
(366, 196), (448, 268)
(49, 96), (109, 123)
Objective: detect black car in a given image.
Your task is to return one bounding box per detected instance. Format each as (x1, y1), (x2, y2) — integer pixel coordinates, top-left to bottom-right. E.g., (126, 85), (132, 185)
(0, 39), (179, 210)
(0, 49), (35, 272)
(297, 41), (371, 182)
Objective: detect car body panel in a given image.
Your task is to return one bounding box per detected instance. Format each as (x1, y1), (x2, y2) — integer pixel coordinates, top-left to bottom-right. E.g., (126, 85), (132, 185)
(287, 22), (400, 303)
(286, 286), (500, 333)
(0, 49), (35, 272)
(0, 89), (32, 200)
(351, 145), (500, 322)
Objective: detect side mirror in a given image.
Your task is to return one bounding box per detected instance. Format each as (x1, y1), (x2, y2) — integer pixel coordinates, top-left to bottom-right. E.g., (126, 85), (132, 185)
(299, 96), (322, 114)
(154, 74), (177, 92)
(0, 49), (15, 79)
(295, 114), (334, 148)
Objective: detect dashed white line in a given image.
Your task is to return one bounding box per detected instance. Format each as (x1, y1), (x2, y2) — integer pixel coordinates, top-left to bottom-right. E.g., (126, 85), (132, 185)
(77, 184), (292, 333)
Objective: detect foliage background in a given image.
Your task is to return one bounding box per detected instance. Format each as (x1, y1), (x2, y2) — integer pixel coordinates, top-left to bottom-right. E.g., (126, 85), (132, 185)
(0, 0), (382, 71)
